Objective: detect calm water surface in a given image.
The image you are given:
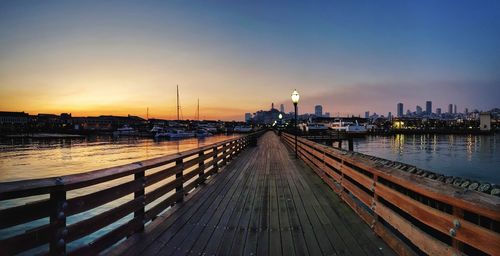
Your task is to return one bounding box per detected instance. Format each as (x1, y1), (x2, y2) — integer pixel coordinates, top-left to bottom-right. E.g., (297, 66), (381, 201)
(0, 134), (239, 182)
(353, 134), (499, 184)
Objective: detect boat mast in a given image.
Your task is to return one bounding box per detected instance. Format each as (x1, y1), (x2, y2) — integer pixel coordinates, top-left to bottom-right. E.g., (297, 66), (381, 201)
(177, 85), (180, 121)
(197, 98), (200, 121)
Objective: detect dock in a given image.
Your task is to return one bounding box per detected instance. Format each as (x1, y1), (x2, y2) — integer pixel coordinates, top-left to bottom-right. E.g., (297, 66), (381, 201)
(0, 131), (498, 255)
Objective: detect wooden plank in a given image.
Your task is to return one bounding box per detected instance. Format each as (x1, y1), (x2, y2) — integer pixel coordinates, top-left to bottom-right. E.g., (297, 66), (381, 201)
(0, 198), (50, 229)
(67, 178), (143, 216)
(202, 148), (260, 255)
(376, 183), (500, 255)
(375, 202), (454, 256)
(69, 217), (143, 256)
(67, 195), (144, 242)
(181, 147), (258, 255)
(0, 224), (51, 255)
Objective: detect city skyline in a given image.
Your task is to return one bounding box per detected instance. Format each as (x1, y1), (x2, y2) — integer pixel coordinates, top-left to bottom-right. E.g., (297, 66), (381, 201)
(1, 1), (499, 121)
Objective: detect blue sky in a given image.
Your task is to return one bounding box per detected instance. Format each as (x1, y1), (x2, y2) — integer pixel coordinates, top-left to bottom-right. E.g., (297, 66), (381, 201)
(0, 0), (499, 119)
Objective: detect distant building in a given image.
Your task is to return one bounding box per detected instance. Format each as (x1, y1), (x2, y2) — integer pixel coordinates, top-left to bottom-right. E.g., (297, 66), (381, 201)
(0, 111), (30, 125)
(454, 104), (457, 114)
(280, 104), (285, 113)
(448, 104), (453, 114)
(324, 112), (330, 118)
(436, 108), (442, 115)
(426, 101), (432, 115)
(465, 108), (469, 115)
(416, 106), (422, 115)
(480, 113), (491, 131)
(365, 111), (370, 119)
(314, 105), (323, 117)
(397, 103), (404, 117)
(245, 113), (252, 122)
(387, 112), (392, 120)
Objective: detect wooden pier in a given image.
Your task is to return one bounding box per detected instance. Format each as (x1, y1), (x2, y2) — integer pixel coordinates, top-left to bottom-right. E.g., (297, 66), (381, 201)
(0, 131), (499, 255)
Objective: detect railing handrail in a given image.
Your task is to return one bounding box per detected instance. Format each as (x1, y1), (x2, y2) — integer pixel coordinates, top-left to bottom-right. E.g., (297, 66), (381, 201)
(283, 132), (500, 218)
(0, 130), (265, 255)
(0, 135), (245, 198)
(281, 132), (500, 256)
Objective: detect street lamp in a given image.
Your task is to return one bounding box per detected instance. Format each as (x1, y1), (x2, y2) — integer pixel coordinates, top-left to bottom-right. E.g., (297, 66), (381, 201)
(291, 89), (300, 159)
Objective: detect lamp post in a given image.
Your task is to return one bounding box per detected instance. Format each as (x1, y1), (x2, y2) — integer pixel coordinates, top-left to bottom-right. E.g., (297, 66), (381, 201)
(291, 89), (300, 159)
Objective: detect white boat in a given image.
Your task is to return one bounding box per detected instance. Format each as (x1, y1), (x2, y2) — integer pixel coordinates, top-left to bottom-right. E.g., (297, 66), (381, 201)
(150, 125), (164, 133)
(233, 126), (252, 133)
(305, 123), (328, 132)
(329, 120), (367, 135)
(155, 129), (195, 139)
(113, 125), (137, 136)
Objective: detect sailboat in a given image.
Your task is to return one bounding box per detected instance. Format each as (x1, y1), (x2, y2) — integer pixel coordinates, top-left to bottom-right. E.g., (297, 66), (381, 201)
(154, 85), (195, 139)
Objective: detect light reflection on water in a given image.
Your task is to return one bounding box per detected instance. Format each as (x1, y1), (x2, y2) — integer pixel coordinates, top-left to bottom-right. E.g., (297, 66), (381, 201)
(0, 134), (239, 182)
(0, 134), (239, 254)
(353, 133), (499, 184)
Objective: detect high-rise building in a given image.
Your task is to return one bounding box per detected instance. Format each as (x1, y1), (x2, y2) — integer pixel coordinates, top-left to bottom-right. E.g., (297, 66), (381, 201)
(448, 104), (453, 114)
(416, 106), (422, 115)
(454, 104), (457, 114)
(387, 112), (392, 120)
(465, 108), (469, 115)
(280, 104), (284, 113)
(426, 101), (432, 115)
(436, 108), (442, 115)
(245, 113), (252, 122)
(397, 103), (404, 117)
(314, 105), (323, 117)
(365, 111), (370, 119)
(324, 112), (330, 117)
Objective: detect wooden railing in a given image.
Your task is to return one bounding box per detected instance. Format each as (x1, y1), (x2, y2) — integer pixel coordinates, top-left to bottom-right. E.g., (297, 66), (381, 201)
(0, 131), (262, 255)
(282, 133), (500, 256)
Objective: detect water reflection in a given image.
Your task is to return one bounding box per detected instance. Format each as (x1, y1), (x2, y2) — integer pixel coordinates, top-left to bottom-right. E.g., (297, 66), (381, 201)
(355, 134), (499, 184)
(0, 134), (239, 182)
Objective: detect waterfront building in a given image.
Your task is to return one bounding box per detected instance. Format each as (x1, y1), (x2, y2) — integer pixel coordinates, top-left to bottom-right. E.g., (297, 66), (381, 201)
(397, 103), (404, 117)
(416, 106), (422, 115)
(448, 104), (453, 114)
(426, 101), (432, 115)
(245, 113), (252, 122)
(480, 113), (491, 131)
(315, 105), (323, 117)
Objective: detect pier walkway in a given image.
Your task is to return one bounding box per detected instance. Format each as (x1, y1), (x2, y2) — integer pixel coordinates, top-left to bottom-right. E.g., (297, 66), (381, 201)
(111, 132), (394, 256)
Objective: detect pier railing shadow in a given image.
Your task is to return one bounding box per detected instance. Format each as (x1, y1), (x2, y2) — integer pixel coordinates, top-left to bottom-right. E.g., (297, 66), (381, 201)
(282, 132), (499, 256)
(0, 130), (264, 255)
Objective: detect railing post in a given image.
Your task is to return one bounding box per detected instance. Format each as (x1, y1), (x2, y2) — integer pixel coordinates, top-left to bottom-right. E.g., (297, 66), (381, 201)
(50, 189), (67, 256)
(451, 207), (464, 254)
(134, 170), (145, 232)
(222, 143), (228, 166)
(228, 141), (234, 161)
(198, 151), (205, 185)
(175, 159), (184, 203)
(213, 146), (219, 173)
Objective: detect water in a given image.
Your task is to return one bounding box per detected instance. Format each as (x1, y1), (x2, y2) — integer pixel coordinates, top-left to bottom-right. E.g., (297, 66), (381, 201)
(352, 134), (500, 184)
(0, 134), (239, 182)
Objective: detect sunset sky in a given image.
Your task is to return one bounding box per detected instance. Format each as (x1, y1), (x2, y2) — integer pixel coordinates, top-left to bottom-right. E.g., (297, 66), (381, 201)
(1, 1), (499, 120)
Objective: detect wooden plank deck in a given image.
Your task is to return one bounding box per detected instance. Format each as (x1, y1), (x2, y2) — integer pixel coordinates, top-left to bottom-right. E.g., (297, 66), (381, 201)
(111, 131), (395, 256)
